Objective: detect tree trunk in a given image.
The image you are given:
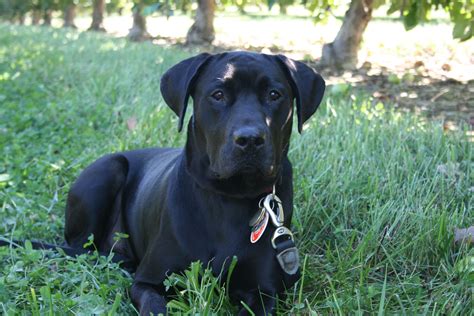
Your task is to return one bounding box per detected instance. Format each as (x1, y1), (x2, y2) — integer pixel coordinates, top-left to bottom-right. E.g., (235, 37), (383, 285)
(186, 0), (215, 45)
(89, 0), (106, 31)
(63, 4), (77, 28)
(236, 0), (247, 14)
(32, 10), (41, 25)
(278, 0), (288, 14)
(18, 14), (26, 25)
(127, 4), (150, 41)
(320, 0), (374, 69)
(42, 10), (52, 26)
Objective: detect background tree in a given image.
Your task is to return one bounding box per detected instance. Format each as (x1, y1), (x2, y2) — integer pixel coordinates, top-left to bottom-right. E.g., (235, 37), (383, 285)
(320, 0), (374, 69)
(278, 0), (294, 14)
(106, 0), (128, 15)
(186, 0), (216, 44)
(128, 1), (150, 40)
(307, 0), (474, 69)
(89, 0), (105, 31)
(0, 0), (31, 23)
(39, 0), (60, 26)
(127, 1), (173, 41)
(61, 0), (77, 28)
(237, 0), (247, 13)
(31, 0), (43, 24)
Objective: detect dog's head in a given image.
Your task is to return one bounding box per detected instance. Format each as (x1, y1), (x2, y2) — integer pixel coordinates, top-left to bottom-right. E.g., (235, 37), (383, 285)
(160, 52), (325, 197)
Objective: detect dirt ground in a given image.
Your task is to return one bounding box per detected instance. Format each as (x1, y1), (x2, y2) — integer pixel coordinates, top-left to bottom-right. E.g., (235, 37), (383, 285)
(59, 9), (474, 132)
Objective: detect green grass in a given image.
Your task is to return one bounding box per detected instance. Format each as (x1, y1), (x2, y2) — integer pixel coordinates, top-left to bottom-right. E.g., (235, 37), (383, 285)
(0, 24), (472, 315)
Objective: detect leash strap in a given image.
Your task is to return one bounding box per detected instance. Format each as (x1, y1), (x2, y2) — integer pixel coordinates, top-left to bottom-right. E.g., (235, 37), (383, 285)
(274, 238), (300, 275)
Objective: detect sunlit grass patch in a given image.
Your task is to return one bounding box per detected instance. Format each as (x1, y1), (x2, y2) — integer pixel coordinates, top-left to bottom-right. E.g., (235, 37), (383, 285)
(0, 24), (472, 314)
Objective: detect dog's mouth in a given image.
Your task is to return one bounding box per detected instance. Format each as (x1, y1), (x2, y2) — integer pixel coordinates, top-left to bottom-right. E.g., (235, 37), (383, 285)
(207, 166), (280, 197)
(209, 161), (277, 180)
(202, 145), (281, 196)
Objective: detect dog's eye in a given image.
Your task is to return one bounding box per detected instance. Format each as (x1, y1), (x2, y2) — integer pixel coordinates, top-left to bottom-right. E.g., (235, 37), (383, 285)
(269, 90), (281, 101)
(211, 90), (225, 101)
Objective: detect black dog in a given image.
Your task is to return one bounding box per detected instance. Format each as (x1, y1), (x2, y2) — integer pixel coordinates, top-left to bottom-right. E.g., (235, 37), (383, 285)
(64, 51), (325, 315)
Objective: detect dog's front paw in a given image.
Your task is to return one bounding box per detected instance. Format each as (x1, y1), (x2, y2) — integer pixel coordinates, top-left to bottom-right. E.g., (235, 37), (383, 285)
(131, 282), (168, 316)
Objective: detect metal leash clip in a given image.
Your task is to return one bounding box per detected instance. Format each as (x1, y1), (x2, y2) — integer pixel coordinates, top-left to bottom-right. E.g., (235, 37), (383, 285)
(248, 187), (300, 274)
(260, 192), (294, 249)
(262, 193), (284, 227)
(271, 226), (294, 249)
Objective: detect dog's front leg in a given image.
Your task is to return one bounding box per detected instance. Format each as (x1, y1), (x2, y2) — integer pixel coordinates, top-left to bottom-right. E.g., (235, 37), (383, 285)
(131, 282), (167, 316)
(237, 289), (277, 316)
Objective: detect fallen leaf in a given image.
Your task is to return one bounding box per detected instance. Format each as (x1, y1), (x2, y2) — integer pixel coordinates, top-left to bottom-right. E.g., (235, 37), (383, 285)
(361, 61), (372, 71)
(414, 61), (424, 68)
(127, 116), (138, 131)
(441, 63), (451, 71)
(454, 226), (474, 244)
(443, 121), (456, 132)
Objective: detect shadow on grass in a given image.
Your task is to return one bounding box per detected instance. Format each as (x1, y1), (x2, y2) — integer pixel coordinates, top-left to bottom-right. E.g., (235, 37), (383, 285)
(313, 67), (474, 132)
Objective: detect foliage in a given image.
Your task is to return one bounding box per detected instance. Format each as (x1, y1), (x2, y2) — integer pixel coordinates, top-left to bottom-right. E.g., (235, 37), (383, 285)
(137, 0), (174, 18)
(1, 0), (471, 43)
(0, 0), (32, 20)
(0, 25), (473, 314)
(0, 0), (87, 21)
(164, 258), (238, 314)
(306, 0), (473, 41)
(387, 0), (473, 41)
(106, 0), (129, 14)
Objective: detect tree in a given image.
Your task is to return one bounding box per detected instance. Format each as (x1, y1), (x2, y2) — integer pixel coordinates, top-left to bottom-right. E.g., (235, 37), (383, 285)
(307, 0), (474, 69)
(89, 0), (105, 31)
(32, 7), (42, 24)
(321, 0), (374, 69)
(39, 0), (59, 26)
(128, 1), (150, 41)
(103, 0), (187, 42)
(127, 1), (173, 41)
(62, 0), (77, 28)
(0, 0), (31, 23)
(278, 0), (295, 14)
(186, 0), (216, 44)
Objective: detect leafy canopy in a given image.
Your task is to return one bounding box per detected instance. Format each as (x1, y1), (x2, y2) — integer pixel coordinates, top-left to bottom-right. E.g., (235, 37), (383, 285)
(306, 0), (473, 41)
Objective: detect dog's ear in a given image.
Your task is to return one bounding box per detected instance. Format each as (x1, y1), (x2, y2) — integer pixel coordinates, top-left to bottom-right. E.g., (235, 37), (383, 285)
(275, 55), (326, 133)
(160, 53), (212, 132)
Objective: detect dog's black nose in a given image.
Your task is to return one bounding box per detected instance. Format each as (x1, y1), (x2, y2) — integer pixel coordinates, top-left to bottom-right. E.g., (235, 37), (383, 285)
(233, 127), (265, 150)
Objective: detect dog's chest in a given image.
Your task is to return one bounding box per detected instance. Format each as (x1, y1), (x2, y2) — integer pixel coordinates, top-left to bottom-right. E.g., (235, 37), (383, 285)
(176, 199), (278, 270)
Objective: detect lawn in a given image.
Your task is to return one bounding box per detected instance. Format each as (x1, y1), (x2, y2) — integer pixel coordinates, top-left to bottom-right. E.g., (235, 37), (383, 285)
(0, 24), (472, 315)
